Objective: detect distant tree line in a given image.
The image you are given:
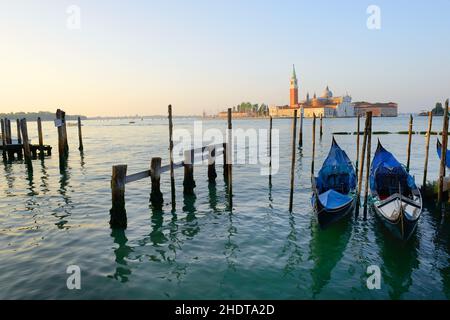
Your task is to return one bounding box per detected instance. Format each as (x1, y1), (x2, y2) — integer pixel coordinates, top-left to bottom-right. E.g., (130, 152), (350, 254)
(0, 111), (87, 121)
(431, 102), (445, 116)
(232, 102), (269, 116)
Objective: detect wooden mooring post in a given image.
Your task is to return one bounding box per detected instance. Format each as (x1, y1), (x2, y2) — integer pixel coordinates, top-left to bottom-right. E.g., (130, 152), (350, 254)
(438, 99), (449, 202)
(269, 116), (273, 183)
(6, 119), (12, 144)
(289, 109), (298, 212)
(78, 117), (84, 151)
(168, 105), (176, 209)
(183, 149), (196, 195)
(16, 119), (22, 144)
(37, 117), (44, 157)
(363, 112), (373, 219)
(226, 108), (233, 206)
(1, 119), (6, 160)
(356, 115), (360, 178)
(208, 145), (217, 183)
(56, 109), (69, 160)
(20, 118), (32, 163)
(320, 114), (323, 140)
(298, 107), (303, 148)
(110, 165), (128, 229)
(150, 157), (164, 208)
(357, 112), (370, 216)
(422, 111), (433, 189)
(406, 114), (413, 172)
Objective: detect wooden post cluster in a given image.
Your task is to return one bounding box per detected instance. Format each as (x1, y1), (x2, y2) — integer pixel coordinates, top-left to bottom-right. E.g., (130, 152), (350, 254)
(110, 165), (127, 229)
(150, 157), (164, 208)
(438, 100), (449, 202)
(406, 114), (413, 172)
(56, 109), (69, 160)
(78, 117), (84, 151)
(289, 110), (298, 212)
(422, 111), (433, 190)
(363, 112), (373, 219)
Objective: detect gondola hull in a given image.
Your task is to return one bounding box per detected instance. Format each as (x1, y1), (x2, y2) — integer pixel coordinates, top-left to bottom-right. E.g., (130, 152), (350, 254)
(312, 191), (356, 228)
(372, 195), (420, 241)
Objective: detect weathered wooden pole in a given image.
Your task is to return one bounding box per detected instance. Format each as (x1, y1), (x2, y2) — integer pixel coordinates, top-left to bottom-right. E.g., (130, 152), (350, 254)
(56, 109), (69, 159)
(208, 145), (217, 183)
(168, 105), (176, 209)
(16, 119), (22, 144)
(183, 149), (196, 195)
(363, 112), (373, 219)
(298, 107), (303, 148)
(1, 119), (6, 160)
(269, 116), (273, 183)
(320, 114), (323, 140)
(110, 165), (128, 229)
(311, 114), (316, 177)
(227, 108), (233, 206)
(289, 109), (298, 212)
(357, 113), (370, 214)
(37, 117), (44, 156)
(406, 114), (413, 172)
(5, 119), (12, 144)
(77, 117), (84, 151)
(438, 99), (449, 202)
(356, 115), (360, 179)
(150, 157), (164, 208)
(422, 111), (433, 190)
(20, 118), (32, 162)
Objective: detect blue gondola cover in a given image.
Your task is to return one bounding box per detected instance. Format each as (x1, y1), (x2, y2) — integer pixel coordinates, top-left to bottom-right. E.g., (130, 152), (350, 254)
(318, 189), (353, 210)
(436, 139), (450, 169)
(316, 138), (356, 195)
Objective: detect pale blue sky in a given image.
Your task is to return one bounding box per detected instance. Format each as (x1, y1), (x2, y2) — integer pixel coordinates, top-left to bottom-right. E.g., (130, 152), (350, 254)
(0, 0), (449, 116)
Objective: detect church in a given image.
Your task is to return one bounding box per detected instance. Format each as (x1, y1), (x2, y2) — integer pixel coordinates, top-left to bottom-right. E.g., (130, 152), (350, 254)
(269, 65), (354, 118)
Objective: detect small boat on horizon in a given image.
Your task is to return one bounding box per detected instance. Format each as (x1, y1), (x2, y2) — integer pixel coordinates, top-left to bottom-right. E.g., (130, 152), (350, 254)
(370, 141), (422, 241)
(311, 137), (357, 228)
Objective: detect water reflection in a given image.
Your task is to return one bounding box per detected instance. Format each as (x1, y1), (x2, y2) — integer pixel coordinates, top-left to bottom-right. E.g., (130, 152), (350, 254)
(374, 217), (419, 300)
(39, 158), (49, 194)
(282, 212), (303, 276)
(109, 229), (133, 283)
(2, 161), (14, 195)
(309, 217), (351, 298)
(182, 194), (199, 239)
(54, 162), (72, 229)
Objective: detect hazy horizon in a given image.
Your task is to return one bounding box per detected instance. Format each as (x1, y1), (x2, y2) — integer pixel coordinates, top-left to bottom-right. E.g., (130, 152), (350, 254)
(1, 0), (449, 117)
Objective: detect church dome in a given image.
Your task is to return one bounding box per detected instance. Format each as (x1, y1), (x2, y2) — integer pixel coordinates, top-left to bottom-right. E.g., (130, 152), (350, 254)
(321, 86), (333, 98)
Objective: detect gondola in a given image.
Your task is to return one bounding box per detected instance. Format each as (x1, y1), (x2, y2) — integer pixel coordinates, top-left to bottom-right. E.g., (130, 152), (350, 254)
(370, 141), (422, 241)
(311, 137), (357, 228)
(437, 138), (450, 168)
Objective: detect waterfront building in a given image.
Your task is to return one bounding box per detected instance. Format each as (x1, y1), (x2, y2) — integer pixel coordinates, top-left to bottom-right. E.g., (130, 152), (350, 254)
(353, 102), (398, 117)
(269, 66), (354, 118)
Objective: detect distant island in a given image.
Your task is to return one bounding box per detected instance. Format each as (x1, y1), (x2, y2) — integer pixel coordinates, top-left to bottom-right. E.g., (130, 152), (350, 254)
(0, 111), (87, 121)
(419, 102), (446, 116)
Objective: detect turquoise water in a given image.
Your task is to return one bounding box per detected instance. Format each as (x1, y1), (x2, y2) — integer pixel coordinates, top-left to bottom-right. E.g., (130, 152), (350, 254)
(1, 115), (450, 300)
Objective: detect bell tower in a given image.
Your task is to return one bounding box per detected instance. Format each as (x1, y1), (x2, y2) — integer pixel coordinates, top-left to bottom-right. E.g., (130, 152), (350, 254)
(290, 65), (299, 107)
